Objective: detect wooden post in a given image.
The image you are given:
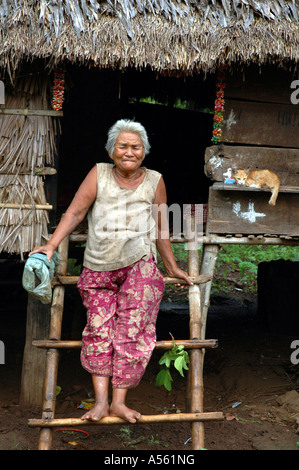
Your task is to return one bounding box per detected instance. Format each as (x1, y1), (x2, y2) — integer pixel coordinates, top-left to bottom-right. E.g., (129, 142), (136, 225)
(38, 236), (69, 450)
(20, 297), (51, 410)
(185, 213), (205, 450)
(44, 136), (60, 229)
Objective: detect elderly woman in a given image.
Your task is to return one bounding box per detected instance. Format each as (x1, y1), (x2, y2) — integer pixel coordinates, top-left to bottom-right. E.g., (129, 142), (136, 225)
(30, 119), (192, 423)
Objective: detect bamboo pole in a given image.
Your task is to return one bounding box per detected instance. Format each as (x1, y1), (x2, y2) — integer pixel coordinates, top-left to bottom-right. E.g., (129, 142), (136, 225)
(199, 244), (220, 340)
(29, 412), (224, 428)
(185, 213), (205, 450)
(0, 203), (53, 210)
(38, 236), (69, 451)
(52, 274), (212, 287)
(32, 339), (218, 350)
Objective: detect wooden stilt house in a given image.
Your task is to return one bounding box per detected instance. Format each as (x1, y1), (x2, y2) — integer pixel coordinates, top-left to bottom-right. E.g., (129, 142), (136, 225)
(205, 65), (299, 238)
(1, 0), (298, 256)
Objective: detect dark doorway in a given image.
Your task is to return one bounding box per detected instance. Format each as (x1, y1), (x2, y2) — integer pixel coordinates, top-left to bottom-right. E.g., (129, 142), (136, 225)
(57, 65), (215, 212)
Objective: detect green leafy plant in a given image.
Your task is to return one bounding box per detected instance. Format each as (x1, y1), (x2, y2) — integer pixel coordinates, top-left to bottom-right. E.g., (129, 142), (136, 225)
(67, 258), (82, 276)
(156, 338), (189, 391)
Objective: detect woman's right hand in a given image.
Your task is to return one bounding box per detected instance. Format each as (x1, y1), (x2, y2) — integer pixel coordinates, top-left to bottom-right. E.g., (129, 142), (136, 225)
(29, 243), (55, 261)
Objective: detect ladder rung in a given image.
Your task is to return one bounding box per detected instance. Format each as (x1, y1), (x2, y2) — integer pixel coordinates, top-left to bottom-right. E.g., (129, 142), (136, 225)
(32, 339), (218, 350)
(28, 411), (224, 428)
(52, 273), (212, 286)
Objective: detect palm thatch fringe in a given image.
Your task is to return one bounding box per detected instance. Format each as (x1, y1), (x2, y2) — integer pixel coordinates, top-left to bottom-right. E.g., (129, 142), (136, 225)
(0, 73), (60, 258)
(0, 1), (297, 36)
(0, 1), (299, 75)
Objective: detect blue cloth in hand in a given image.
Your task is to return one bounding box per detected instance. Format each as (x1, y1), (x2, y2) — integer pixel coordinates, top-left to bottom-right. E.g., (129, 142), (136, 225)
(22, 252), (60, 304)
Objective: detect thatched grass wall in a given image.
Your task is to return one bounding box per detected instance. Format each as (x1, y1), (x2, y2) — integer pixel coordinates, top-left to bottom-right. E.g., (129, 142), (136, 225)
(0, 74), (60, 258)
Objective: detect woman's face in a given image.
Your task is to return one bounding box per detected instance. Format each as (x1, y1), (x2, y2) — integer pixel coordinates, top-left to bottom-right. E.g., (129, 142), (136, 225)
(110, 132), (144, 173)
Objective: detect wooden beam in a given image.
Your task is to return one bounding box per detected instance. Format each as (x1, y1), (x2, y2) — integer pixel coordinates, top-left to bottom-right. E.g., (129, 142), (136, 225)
(0, 168), (57, 176)
(29, 411), (224, 427)
(69, 233), (299, 245)
(213, 182), (299, 193)
(0, 108), (63, 117)
(0, 203), (53, 210)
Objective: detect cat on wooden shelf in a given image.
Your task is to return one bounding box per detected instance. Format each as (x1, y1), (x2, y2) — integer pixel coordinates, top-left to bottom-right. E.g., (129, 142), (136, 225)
(232, 169), (280, 206)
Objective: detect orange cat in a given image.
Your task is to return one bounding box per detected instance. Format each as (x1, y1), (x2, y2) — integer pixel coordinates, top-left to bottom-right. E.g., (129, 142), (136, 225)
(232, 169), (280, 206)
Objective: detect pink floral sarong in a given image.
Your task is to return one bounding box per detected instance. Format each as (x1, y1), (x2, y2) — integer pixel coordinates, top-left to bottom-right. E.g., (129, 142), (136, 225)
(77, 257), (164, 389)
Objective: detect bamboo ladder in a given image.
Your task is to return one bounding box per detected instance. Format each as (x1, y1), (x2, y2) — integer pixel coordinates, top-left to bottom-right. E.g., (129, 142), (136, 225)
(28, 214), (224, 450)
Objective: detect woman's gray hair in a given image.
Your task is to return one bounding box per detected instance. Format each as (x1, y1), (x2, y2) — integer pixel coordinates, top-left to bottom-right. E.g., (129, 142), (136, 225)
(105, 119), (151, 156)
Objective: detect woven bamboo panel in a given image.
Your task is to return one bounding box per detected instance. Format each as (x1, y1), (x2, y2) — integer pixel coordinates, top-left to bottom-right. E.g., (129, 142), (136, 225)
(0, 74), (60, 257)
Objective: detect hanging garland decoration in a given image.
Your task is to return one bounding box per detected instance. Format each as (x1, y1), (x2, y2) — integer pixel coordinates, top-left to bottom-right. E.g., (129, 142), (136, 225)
(211, 66), (227, 144)
(51, 69), (65, 111)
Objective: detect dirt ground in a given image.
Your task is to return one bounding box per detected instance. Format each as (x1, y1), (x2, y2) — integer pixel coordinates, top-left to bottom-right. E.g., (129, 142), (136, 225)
(1, 264), (299, 452)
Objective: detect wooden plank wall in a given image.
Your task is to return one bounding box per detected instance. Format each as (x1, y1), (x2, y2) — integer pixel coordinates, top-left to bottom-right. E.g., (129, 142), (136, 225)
(221, 99), (299, 148)
(205, 66), (299, 236)
(205, 146), (299, 186)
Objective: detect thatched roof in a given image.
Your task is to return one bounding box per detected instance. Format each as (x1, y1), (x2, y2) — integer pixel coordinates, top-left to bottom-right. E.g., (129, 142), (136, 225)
(0, 1), (299, 75)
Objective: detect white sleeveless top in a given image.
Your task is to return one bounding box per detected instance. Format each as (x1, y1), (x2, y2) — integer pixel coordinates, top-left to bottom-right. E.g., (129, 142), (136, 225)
(83, 163), (162, 271)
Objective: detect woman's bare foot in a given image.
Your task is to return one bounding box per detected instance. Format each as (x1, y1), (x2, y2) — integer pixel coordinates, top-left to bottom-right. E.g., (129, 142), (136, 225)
(81, 375), (110, 421)
(81, 401), (110, 421)
(110, 387), (141, 423)
(110, 402), (141, 423)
